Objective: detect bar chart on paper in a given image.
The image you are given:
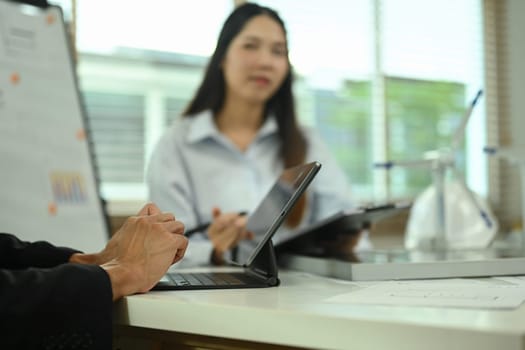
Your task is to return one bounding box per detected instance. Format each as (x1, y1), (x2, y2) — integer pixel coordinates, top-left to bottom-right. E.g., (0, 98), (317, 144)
(50, 172), (88, 204)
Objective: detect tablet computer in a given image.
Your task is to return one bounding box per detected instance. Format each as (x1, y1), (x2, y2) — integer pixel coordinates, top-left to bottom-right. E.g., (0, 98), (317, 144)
(274, 201), (411, 251)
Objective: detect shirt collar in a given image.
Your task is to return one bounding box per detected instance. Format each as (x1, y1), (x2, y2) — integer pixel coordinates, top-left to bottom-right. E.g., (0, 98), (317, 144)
(257, 115), (278, 140)
(186, 110), (279, 144)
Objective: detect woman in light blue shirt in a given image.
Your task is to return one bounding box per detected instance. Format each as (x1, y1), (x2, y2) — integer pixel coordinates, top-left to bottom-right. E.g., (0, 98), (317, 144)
(146, 3), (368, 267)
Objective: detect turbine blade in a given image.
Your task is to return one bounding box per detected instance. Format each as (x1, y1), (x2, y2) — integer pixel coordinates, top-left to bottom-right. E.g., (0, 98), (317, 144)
(451, 89), (483, 151)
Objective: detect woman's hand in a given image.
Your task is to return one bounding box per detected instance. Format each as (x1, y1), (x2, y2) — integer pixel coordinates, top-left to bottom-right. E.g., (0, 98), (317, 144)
(208, 207), (253, 264)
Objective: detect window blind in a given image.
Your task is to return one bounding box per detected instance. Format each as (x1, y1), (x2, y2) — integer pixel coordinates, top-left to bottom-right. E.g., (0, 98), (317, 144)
(82, 92), (145, 183)
(484, 0), (521, 232)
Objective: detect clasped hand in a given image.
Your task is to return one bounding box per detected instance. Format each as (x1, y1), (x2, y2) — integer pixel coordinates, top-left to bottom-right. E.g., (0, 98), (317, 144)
(70, 203), (188, 300)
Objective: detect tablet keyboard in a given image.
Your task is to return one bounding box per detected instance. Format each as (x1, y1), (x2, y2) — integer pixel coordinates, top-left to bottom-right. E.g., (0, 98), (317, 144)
(163, 272), (247, 287)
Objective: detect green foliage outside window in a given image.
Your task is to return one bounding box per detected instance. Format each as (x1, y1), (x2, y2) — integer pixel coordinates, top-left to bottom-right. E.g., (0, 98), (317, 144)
(315, 78), (465, 199)
(315, 81), (372, 189)
(386, 78), (465, 196)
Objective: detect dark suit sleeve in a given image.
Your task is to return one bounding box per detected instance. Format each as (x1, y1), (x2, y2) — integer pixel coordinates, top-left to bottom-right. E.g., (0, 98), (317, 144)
(0, 234), (113, 349)
(0, 233), (81, 268)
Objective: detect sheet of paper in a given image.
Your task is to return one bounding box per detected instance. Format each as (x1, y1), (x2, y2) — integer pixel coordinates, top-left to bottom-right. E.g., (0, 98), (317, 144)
(325, 277), (525, 309)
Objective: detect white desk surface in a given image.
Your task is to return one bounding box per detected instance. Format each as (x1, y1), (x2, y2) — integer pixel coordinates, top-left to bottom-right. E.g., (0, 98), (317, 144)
(113, 269), (525, 350)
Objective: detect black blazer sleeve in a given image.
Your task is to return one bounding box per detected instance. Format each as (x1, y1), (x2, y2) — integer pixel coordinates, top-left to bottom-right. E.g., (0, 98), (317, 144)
(0, 232), (81, 269)
(0, 234), (113, 349)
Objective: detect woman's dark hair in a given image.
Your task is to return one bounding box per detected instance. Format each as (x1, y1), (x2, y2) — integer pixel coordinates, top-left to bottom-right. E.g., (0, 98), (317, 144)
(182, 2), (307, 168)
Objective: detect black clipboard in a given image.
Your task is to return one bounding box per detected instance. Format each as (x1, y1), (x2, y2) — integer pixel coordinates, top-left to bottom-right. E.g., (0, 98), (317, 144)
(274, 201), (411, 251)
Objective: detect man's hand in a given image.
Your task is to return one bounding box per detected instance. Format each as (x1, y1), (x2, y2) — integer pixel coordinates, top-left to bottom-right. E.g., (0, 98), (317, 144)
(71, 203), (183, 265)
(70, 203), (188, 300)
(101, 212), (187, 300)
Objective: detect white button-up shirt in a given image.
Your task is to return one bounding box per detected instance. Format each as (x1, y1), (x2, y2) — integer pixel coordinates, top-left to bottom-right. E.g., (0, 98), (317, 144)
(146, 110), (361, 267)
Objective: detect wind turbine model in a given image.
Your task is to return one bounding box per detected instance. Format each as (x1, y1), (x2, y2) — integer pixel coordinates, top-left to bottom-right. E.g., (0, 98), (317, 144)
(375, 89), (495, 251)
(484, 145), (525, 251)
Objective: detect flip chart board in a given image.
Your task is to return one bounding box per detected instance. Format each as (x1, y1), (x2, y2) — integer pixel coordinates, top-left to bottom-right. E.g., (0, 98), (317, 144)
(0, 1), (109, 252)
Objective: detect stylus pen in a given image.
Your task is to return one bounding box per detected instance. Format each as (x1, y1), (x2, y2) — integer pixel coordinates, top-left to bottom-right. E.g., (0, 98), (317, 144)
(184, 211), (248, 237)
